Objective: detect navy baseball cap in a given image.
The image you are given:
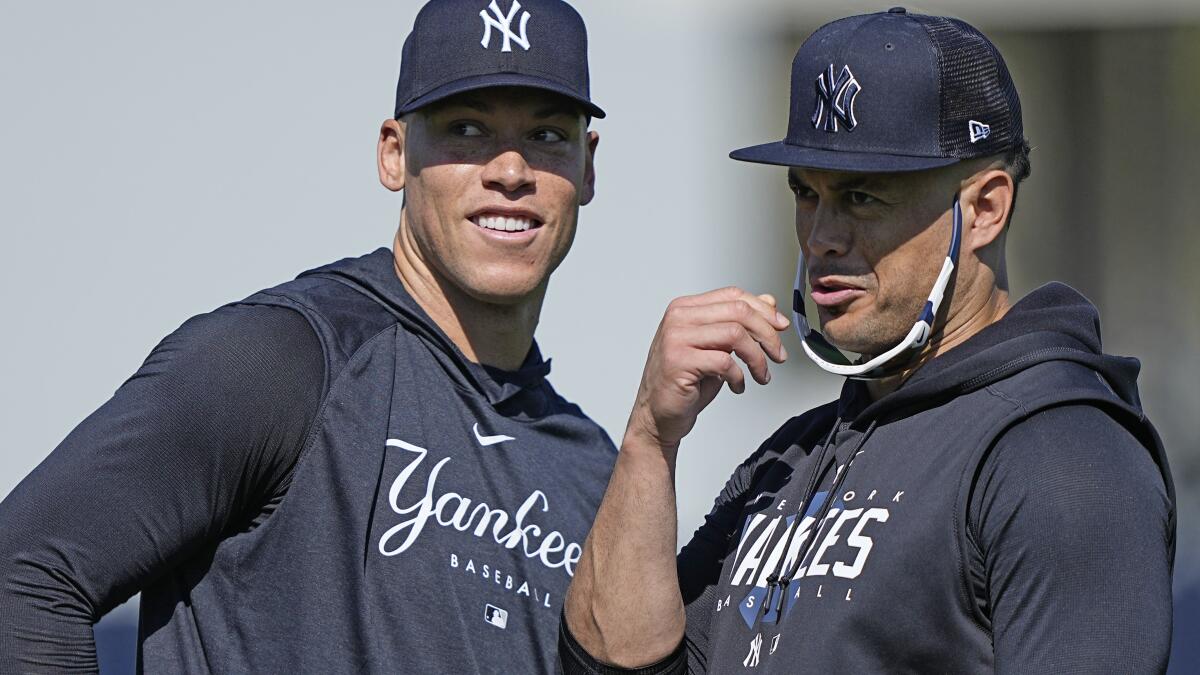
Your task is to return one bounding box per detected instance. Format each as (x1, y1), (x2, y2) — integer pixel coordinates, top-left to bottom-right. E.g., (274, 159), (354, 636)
(394, 0), (605, 119)
(731, 7), (1022, 172)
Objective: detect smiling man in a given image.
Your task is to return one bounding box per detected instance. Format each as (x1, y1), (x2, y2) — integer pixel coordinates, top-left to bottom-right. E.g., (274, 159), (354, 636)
(561, 8), (1176, 674)
(0, 1), (616, 672)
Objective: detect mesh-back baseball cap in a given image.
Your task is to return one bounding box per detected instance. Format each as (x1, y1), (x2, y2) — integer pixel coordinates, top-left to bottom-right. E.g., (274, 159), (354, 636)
(731, 7), (1022, 172)
(394, 0), (605, 119)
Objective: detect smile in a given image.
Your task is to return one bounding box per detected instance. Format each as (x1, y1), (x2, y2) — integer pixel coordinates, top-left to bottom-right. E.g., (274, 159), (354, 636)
(469, 213), (542, 233)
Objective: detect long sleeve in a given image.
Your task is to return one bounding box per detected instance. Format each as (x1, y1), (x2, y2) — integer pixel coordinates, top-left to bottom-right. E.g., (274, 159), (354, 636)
(970, 404), (1174, 674)
(0, 304), (325, 671)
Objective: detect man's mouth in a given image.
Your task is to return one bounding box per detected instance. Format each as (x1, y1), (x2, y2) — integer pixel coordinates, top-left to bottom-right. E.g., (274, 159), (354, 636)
(468, 210), (543, 234)
(810, 278), (866, 308)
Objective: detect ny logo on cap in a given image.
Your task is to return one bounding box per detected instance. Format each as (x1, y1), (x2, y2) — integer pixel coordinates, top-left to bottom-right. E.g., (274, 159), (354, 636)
(480, 0), (531, 52)
(812, 64), (861, 133)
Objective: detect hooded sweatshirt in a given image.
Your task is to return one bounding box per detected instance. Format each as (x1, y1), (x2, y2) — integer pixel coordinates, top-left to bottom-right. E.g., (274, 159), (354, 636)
(0, 249), (617, 673)
(560, 282), (1176, 674)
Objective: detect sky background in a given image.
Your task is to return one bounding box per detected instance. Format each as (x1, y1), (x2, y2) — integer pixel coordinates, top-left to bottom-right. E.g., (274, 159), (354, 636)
(2, 1), (1197, 671)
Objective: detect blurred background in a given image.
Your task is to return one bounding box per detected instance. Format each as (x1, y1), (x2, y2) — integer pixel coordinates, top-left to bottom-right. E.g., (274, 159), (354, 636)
(1, 1), (1196, 671)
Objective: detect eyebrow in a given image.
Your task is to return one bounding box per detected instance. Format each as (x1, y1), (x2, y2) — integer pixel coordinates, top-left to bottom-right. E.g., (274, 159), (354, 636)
(788, 170), (893, 191)
(439, 96), (581, 122)
(532, 103), (582, 119)
(455, 98), (492, 114)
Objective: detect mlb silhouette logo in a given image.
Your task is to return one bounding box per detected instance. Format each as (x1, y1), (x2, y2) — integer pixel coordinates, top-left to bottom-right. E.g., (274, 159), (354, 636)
(484, 604), (508, 629)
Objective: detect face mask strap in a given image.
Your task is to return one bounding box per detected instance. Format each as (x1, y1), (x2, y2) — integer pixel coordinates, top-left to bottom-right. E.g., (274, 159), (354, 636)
(792, 195), (963, 379)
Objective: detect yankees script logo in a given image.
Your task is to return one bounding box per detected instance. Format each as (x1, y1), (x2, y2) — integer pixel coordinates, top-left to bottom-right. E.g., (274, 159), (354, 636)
(376, 438), (582, 576)
(812, 64), (862, 132)
(480, 0), (531, 52)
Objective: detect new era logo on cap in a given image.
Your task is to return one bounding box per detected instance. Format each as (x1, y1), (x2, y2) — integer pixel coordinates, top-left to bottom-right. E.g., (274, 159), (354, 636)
(968, 120), (991, 143)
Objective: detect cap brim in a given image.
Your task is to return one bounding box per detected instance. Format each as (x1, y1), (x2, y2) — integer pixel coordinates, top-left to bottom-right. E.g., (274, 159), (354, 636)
(730, 140), (958, 173)
(396, 73), (605, 119)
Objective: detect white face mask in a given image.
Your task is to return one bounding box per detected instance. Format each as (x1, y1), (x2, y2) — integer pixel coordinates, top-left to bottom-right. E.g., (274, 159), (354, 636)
(792, 196), (962, 380)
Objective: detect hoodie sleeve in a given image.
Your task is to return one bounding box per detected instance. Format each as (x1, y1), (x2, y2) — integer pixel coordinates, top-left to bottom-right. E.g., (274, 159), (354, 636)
(0, 304), (324, 671)
(970, 404), (1173, 675)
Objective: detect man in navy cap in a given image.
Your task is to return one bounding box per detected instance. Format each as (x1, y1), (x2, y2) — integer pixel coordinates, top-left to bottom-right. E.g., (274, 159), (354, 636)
(562, 8), (1175, 673)
(0, 1), (616, 671)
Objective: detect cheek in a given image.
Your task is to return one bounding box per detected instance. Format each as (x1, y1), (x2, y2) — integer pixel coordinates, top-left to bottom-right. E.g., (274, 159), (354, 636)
(794, 207), (822, 260)
(536, 169), (582, 230)
(870, 225), (945, 307)
(408, 167), (474, 224)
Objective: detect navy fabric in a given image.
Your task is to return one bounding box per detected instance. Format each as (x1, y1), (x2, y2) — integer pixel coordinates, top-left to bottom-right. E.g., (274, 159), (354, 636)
(727, 142), (957, 172)
(730, 8), (1023, 171)
(394, 0), (605, 118)
(0, 306), (324, 672)
(0, 249), (618, 673)
(561, 282), (1176, 673)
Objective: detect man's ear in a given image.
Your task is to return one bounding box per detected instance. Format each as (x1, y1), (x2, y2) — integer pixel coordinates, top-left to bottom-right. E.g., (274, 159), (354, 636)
(579, 130), (599, 206)
(961, 169), (1013, 252)
(378, 118), (407, 192)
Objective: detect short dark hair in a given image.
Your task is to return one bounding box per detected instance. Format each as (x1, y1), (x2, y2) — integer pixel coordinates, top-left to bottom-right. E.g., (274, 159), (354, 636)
(1003, 138), (1032, 186)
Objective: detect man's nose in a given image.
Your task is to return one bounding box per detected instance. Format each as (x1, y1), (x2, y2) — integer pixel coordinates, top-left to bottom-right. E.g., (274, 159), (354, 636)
(806, 205), (852, 258)
(481, 149), (536, 194)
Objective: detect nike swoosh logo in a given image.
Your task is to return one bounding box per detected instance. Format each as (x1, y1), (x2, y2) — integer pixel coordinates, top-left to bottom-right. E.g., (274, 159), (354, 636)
(473, 422), (515, 447)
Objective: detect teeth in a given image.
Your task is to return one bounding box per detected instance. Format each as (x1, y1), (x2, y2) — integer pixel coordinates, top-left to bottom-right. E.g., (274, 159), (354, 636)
(476, 215), (534, 232)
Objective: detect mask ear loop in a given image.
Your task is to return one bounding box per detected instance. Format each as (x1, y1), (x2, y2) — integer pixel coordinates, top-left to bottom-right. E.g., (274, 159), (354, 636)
(792, 195), (963, 379)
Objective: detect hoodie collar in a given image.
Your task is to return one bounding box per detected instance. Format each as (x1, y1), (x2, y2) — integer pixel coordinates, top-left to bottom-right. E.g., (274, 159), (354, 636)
(839, 282), (1143, 424)
(300, 248), (552, 407)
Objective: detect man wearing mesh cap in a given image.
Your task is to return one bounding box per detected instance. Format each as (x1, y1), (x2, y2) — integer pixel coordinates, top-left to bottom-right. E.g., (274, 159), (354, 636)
(0, 1), (616, 671)
(562, 8), (1175, 673)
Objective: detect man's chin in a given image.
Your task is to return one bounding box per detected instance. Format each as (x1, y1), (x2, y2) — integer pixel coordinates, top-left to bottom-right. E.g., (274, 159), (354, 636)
(819, 323), (894, 358)
(457, 272), (547, 306)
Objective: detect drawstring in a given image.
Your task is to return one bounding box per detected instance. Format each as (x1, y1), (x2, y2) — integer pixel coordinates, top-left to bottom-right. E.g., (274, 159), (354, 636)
(759, 418), (879, 625)
(757, 420), (840, 626)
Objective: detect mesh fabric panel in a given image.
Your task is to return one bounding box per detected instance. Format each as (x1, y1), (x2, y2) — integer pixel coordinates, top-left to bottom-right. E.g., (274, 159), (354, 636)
(915, 15), (1025, 158)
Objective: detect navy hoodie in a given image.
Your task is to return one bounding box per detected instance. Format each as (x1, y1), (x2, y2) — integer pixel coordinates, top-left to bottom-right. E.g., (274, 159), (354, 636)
(561, 283), (1175, 674)
(0, 249), (617, 673)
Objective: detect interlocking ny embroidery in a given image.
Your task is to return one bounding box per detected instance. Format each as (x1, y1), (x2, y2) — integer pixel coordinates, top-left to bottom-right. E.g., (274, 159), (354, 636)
(480, 0), (531, 52)
(812, 64), (861, 132)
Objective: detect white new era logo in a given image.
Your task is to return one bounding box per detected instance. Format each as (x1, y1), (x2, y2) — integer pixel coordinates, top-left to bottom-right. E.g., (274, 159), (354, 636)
(480, 0), (531, 52)
(969, 120), (991, 143)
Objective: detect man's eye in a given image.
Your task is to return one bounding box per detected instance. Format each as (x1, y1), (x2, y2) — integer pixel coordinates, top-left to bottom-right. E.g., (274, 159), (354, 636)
(450, 122), (486, 137)
(790, 183), (817, 199)
(530, 128), (566, 143)
(847, 191), (877, 206)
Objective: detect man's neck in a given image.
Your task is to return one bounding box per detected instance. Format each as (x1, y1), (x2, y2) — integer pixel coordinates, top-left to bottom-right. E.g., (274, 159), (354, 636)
(865, 285), (1010, 401)
(390, 220), (544, 372)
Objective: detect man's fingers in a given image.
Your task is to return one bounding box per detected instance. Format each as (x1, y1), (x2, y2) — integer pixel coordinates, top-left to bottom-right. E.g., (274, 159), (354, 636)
(667, 286), (746, 309)
(678, 324), (772, 385)
(668, 288), (789, 330)
(668, 300), (788, 364)
(694, 350), (745, 395)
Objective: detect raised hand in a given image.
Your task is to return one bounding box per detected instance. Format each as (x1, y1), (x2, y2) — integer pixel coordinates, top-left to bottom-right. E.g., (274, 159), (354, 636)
(626, 287), (790, 452)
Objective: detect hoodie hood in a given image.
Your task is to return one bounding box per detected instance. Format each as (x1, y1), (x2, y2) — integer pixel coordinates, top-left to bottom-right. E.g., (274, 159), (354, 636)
(299, 248), (552, 410)
(847, 282), (1146, 424)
